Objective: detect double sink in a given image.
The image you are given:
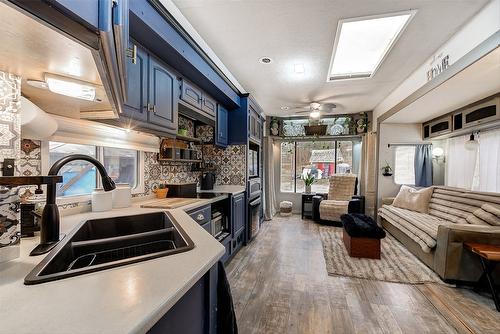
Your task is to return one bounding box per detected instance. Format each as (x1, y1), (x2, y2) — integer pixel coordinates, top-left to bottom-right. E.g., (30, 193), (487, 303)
(25, 212), (194, 285)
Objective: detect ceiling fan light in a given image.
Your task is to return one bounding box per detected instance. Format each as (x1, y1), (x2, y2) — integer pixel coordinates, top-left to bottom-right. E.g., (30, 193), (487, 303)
(310, 102), (321, 110)
(310, 111), (320, 118)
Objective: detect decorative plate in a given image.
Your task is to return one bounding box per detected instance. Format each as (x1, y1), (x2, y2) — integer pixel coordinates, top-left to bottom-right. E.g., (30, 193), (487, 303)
(330, 124), (344, 135)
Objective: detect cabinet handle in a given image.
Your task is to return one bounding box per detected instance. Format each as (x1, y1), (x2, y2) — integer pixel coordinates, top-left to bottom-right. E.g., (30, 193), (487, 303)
(126, 44), (137, 64)
(147, 103), (153, 113)
(152, 105), (156, 114)
(196, 214), (205, 221)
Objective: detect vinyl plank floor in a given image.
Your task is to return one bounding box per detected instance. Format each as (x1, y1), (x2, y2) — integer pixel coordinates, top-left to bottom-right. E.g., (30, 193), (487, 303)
(226, 215), (500, 334)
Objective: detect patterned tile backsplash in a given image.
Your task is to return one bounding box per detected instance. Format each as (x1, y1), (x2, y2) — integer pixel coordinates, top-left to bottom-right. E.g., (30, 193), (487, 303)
(12, 124), (246, 218)
(0, 71), (21, 263)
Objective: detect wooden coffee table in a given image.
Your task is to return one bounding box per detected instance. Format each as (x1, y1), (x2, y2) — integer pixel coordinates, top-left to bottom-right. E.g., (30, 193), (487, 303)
(464, 242), (500, 312)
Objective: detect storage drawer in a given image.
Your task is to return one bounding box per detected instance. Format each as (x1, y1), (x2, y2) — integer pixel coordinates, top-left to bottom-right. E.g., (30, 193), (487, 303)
(188, 205), (211, 225)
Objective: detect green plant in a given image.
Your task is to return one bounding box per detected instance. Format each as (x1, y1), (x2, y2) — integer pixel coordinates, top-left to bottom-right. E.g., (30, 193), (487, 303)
(178, 124), (187, 131)
(302, 172), (315, 187)
(381, 161), (393, 174)
(158, 182), (167, 189)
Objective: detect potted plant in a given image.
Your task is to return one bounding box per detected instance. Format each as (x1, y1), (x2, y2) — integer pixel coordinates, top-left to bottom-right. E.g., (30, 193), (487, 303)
(302, 172), (315, 193)
(154, 182), (169, 199)
(178, 125), (188, 137)
(356, 112), (369, 134)
(381, 161), (393, 176)
(270, 117), (280, 136)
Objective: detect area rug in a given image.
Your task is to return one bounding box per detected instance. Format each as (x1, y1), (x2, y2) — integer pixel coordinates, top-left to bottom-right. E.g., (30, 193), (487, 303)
(319, 226), (442, 284)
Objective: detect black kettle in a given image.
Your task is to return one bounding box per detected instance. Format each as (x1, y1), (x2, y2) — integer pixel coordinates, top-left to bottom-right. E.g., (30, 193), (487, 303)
(201, 172), (216, 190)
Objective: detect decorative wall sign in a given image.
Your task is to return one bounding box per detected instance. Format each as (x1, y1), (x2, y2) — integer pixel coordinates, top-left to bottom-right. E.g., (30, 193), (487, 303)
(426, 54), (450, 81)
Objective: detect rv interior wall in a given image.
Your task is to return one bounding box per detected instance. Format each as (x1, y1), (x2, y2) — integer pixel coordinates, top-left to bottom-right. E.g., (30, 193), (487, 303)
(431, 139), (446, 186)
(372, 0), (500, 127)
(377, 123), (424, 207)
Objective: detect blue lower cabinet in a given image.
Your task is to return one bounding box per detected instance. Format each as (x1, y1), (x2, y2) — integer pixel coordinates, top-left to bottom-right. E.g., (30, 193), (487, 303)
(231, 193), (245, 237)
(148, 265), (218, 334)
(216, 105), (228, 147)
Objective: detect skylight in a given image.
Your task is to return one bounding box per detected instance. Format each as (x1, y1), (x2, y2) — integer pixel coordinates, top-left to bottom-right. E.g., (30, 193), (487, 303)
(327, 11), (415, 81)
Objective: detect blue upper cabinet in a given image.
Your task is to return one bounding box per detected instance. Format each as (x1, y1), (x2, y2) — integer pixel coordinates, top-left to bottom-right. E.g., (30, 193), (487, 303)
(129, 0), (240, 110)
(49, 0), (99, 30)
(216, 105), (228, 147)
(123, 43), (148, 122)
(249, 105), (263, 144)
(180, 79), (203, 110)
(148, 56), (178, 131)
(228, 95), (264, 145)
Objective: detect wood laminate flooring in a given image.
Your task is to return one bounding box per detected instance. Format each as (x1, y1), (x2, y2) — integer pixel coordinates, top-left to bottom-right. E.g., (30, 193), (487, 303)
(226, 215), (500, 334)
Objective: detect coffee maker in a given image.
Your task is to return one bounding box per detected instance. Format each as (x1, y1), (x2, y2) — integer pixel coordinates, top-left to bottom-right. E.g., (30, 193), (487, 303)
(201, 172), (216, 190)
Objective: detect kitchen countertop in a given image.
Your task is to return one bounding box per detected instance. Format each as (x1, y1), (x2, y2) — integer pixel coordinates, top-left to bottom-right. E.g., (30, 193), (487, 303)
(0, 199), (225, 334)
(198, 185), (246, 195)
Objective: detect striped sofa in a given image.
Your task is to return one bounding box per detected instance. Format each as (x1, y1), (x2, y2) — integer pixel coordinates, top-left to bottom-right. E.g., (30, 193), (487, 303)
(379, 186), (500, 282)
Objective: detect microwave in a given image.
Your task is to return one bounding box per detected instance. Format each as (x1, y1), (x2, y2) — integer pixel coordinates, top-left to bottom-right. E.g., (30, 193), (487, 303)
(248, 149), (259, 178)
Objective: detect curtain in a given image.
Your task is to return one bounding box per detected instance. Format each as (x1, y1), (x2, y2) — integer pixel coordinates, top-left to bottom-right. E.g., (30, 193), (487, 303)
(446, 135), (478, 190)
(478, 130), (500, 192)
(263, 136), (277, 220)
(360, 132), (377, 217)
(414, 144), (433, 187)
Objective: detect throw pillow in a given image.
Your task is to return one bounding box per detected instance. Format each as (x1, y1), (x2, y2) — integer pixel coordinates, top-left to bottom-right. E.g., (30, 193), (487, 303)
(482, 203), (500, 218)
(473, 208), (500, 226)
(392, 185), (434, 214)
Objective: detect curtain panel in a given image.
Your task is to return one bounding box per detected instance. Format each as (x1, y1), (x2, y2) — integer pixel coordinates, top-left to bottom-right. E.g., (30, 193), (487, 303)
(414, 144), (433, 187)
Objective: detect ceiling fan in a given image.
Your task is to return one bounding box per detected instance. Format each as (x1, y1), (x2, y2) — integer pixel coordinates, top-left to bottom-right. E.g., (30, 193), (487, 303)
(288, 102), (337, 118)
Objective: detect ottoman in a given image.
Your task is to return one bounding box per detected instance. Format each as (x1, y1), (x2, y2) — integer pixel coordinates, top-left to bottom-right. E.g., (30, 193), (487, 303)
(340, 213), (386, 259)
(279, 201), (293, 217)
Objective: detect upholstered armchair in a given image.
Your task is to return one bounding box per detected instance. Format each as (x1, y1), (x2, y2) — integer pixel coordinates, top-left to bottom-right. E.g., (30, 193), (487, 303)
(313, 174), (365, 223)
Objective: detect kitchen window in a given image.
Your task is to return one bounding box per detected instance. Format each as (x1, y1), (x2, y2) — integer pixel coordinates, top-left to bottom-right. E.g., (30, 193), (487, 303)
(280, 140), (358, 193)
(48, 141), (142, 198)
(394, 146), (416, 185)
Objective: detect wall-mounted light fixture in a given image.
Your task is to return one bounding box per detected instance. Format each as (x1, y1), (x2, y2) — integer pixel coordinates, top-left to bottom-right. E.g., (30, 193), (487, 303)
(464, 132), (479, 151)
(432, 146), (445, 163)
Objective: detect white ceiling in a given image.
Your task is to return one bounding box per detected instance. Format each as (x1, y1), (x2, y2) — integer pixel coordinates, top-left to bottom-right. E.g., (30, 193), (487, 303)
(172, 0), (490, 116)
(385, 47), (500, 123)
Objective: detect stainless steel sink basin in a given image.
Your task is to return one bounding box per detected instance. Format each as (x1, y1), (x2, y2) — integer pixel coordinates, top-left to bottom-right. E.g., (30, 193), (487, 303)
(25, 212), (194, 285)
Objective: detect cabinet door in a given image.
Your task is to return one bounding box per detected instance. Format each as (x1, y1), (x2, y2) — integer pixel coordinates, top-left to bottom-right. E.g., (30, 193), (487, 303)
(123, 44), (148, 122)
(257, 116), (263, 141)
(232, 193), (245, 237)
(202, 95), (217, 118)
(180, 80), (203, 110)
(216, 105), (228, 147)
(148, 56), (178, 131)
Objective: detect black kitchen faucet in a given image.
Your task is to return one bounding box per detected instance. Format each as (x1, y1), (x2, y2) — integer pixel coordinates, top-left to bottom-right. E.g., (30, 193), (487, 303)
(0, 154), (116, 256)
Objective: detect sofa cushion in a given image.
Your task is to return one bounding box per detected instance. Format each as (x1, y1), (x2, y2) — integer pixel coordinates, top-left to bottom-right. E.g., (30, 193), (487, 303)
(393, 186), (434, 214)
(378, 205), (443, 253)
(341, 214), (386, 239)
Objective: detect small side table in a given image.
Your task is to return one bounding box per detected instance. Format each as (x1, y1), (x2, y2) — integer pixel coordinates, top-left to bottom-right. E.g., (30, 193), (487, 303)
(464, 242), (500, 312)
(301, 192), (316, 219)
